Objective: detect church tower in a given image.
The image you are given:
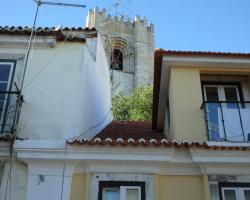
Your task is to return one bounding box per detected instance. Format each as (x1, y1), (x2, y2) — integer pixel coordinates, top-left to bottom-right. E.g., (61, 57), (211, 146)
(86, 7), (154, 95)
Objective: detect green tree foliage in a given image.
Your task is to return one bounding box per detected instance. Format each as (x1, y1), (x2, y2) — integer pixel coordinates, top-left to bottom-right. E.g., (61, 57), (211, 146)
(112, 85), (153, 121)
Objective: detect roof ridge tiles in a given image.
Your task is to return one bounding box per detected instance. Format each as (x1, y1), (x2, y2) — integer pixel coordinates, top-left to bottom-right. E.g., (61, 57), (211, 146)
(67, 137), (250, 151)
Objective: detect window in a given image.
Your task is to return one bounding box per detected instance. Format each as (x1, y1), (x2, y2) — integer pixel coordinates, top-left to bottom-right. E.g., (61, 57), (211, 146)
(202, 83), (250, 142)
(0, 162), (5, 186)
(98, 181), (145, 200)
(0, 62), (15, 123)
(219, 183), (250, 200)
(203, 84), (241, 103)
(110, 49), (123, 71)
(0, 61), (16, 134)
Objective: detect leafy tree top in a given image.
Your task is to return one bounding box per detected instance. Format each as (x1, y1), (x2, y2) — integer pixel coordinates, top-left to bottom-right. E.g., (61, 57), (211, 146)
(112, 85), (153, 121)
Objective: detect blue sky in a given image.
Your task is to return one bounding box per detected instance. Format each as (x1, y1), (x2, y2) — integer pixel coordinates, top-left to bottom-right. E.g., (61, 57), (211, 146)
(1, 0), (250, 52)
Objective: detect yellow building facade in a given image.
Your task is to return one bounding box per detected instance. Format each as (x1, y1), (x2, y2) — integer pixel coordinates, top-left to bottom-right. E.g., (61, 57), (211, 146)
(63, 50), (250, 200)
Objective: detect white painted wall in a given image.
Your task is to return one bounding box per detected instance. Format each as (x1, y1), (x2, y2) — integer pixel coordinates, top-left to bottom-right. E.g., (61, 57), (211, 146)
(0, 34), (111, 140)
(0, 161), (27, 200)
(79, 35), (112, 138)
(0, 34), (112, 200)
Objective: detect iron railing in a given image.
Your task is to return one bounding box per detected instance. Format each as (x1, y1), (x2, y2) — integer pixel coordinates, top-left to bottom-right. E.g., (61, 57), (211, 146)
(201, 101), (250, 142)
(0, 88), (22, 135)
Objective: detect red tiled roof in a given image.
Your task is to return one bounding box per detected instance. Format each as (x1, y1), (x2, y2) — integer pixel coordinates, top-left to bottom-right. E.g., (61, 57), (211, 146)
(155, 49), (250, 58)
(67, 137), (250, 151)
(67, 121), (250, 151)
(0, 26), (97, 42)
(94, 121), (165, 140)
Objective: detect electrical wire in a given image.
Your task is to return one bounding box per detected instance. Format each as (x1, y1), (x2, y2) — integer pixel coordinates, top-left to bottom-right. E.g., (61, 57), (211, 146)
(23, 29), (73, 90)
(4, 2), (137, 199)
(28, 30), (38, 63)
(4, 2), (86, 200)
(69, 108), (112, 140)
(24, 0), (86, 90)
(60, 142), (67, 200)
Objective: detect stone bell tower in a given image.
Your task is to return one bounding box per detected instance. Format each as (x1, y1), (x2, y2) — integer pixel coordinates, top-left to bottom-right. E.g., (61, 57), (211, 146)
(86, 7), (154, 95)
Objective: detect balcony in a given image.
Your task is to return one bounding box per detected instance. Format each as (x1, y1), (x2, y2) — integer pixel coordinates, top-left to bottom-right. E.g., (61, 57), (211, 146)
(0, 89), (22, 135)
(201, 101), (250, 142)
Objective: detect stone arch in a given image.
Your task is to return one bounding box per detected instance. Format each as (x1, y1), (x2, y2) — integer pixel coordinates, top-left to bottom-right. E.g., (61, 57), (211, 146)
(108, 37), (134, 73)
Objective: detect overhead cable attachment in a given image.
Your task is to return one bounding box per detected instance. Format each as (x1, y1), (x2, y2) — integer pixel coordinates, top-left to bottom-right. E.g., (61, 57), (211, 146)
(33, 0), (86, 8)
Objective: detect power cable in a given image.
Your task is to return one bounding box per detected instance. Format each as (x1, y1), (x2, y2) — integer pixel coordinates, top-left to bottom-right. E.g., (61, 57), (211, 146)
(4, 1), (86, 200)
(23, 29), (73, 90)
(69, 108), (112, 140)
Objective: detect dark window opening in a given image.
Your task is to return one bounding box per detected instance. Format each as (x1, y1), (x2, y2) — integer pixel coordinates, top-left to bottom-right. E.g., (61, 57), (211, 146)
(218, 182), (250, 200)
(111, 49), (123, 71)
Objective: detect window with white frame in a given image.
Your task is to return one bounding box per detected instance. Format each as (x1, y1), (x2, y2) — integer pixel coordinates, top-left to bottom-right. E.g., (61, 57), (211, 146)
(219, 183), (250, 200)
(98, 181), (145, 200)
(202, 82), (250, 142)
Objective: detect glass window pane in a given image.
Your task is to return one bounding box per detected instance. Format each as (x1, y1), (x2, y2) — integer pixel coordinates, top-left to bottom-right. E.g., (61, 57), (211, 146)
(0, 101), (3, 110)
(206, 103), (222, 140)
(126, 189), (138, 200)
(210, 184), (219, 200)
(0, 64), (11, 82)
(104, 190), (119, 200)
(244, 190), (250, 200)
(224, 87), (238, 102)
(0, 83), (8, 92)
(205, 87), (219, 101)
(0, 161), (5, 185)
(224, 190), (236, 200)
(0, 83), (7, 101)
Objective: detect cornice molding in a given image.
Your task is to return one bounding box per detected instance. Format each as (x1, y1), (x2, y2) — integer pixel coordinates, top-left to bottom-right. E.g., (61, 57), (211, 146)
(0, 35), (56, 49)
(14, 140), (250, 175)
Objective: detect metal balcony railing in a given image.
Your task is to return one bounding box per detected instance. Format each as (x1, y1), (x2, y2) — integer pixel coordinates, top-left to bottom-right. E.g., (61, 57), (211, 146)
(201, 101), (250, 142)
(0, 88), (22, 135)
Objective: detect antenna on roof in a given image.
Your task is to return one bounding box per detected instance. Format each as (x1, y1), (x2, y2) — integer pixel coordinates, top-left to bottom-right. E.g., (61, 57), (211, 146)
(33, 0), (86, 8)
(4, 1), (86, 200)
(55, 24), (63, 31)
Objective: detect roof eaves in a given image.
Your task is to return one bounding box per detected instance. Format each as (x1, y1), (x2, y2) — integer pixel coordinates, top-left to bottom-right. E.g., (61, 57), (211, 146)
(67, 137), (250, 151)
(0, 26), (97, 42)
(152, 49), (250, 129)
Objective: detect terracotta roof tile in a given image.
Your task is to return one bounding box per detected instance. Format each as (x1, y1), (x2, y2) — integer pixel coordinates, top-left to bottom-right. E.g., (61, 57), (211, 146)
(0, 26), (96, 33)
(155, 49), (250, 58)
(67, 137), (250, 151)
(67, 121), (250, 151)
(95, 120), (165, 140)
(0, 26), (97, 42)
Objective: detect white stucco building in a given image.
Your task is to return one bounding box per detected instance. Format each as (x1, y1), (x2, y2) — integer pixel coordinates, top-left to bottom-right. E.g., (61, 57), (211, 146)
(1, 8), (250, 200)
(0, 26), (112, 200)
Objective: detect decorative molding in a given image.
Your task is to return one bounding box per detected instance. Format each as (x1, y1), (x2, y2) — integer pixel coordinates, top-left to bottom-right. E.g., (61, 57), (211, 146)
(163, 55), (250, 68)
(14, 140), (250, 176)
(0, 35), (56, 49)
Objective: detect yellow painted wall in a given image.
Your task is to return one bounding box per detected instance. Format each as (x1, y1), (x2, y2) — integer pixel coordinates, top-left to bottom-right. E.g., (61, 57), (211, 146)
(168, 67), (206, 141)
(155, 175), (210, 200)
(70, 173), (211, 200)
(70, 173), (90, 200)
